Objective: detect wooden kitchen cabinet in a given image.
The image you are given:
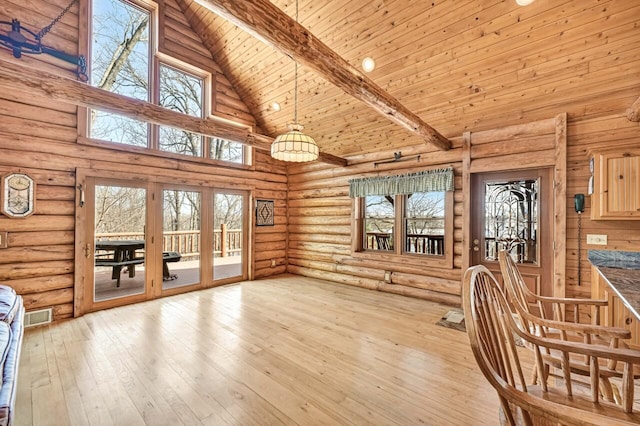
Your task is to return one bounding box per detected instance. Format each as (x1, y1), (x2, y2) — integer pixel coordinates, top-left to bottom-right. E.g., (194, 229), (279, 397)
(590, 146), (640, 220)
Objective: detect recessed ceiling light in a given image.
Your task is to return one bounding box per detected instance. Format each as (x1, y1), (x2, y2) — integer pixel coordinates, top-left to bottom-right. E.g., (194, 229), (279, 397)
(362, 57), (376, 73)
(271, 102), (281, 112)
(515, 0), (534, 5)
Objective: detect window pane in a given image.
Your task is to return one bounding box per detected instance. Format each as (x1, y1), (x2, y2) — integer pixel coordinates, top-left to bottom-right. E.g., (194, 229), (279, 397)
(91, 111), (148, 147)
(210, 137), (244, 163)
(159, 126), (202, 156)
(94, 185), (146, 302)
(405, 192), (445, 256)
(484, 179), (538, 263)
(159, 64), (203, 156)
(213, 193), (244, 280)
(90, 0), (150, 144)
(162, 190), (201, 289)
(364, 195), (394, 251)
(159, 64), (203, 117)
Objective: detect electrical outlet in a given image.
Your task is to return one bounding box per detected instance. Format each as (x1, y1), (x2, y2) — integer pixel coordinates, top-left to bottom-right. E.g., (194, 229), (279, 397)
(270, 259), (276, 267)
(586, 234), (607, 245)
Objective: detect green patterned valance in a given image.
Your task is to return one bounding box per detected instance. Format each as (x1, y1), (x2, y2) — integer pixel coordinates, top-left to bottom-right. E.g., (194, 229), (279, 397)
(348, 167), (454, 198)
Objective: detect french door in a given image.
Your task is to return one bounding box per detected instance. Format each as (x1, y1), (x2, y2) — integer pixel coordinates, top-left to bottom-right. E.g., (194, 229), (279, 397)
(470, 168), (553, 297)
(78, 174), (248, 314)
(213, 191), (246, 282)
(82, 177), (155, 312)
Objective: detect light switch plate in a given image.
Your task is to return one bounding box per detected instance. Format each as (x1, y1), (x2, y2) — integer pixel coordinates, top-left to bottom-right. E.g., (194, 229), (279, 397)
(587, 234), (607, 245)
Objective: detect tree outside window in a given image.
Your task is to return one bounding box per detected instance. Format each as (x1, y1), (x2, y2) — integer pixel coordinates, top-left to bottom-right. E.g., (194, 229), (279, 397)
(90, 0), (150, 146)
(88, 0), (250, 165)
(159, 64), (204, 156)
(364, 195), (395, 251)
(210, 137), (244, 163)
(362, 192), (446, 256)
(405, 192), (445, 255)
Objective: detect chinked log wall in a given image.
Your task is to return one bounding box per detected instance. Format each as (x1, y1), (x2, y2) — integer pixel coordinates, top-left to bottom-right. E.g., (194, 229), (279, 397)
(286, 141), (465, 306)
(286, 117), (564, 306)
(0, 0), (286, 320)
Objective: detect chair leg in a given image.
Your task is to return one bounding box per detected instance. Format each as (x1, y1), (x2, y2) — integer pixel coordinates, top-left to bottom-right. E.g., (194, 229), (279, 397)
(597, 378), (615, 403)
(530, 360), (539, 385)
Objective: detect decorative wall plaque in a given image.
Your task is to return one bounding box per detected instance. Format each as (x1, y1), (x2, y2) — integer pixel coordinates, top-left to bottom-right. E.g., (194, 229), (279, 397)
(2, 173), (36, 218)
(256, 199), (274, 226)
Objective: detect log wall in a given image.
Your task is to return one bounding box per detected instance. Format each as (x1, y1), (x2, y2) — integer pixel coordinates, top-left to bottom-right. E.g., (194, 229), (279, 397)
(288, 104), (640, 307)
(287, 142), (465, 305)
(0, 0), (286, 320)
(1, 0), (639, 321)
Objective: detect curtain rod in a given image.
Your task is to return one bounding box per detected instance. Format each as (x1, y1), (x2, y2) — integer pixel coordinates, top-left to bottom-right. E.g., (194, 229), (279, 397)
(373, 151), (421, 168)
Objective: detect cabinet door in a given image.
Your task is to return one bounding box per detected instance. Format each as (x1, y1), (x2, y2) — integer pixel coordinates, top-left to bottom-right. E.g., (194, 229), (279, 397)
(594, 151), (640, 219)
(610, 294), (640, 349)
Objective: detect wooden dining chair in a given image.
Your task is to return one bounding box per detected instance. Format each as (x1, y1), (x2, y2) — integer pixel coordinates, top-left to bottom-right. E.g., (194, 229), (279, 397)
(498, 250), (609, 325)
(498, 250), (638, 403)
(463, 265), (640, 425)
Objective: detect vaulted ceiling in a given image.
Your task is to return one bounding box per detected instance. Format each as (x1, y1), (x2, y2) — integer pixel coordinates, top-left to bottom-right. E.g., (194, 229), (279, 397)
(174, 0), (640, 158)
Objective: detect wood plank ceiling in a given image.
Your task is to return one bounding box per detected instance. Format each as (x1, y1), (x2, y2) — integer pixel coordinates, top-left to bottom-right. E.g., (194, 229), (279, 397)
(175, 0), (640, 158)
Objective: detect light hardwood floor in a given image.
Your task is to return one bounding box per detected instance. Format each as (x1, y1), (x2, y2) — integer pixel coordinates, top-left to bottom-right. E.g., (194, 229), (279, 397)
(16, 274), (504, 425)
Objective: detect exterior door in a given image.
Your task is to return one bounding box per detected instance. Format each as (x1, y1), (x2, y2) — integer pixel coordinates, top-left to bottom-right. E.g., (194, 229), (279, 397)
(160, 187), (204, 294)
(471, 169), (553, 297)
(213, 191), (247, 282)
(82, 177), (155, 313)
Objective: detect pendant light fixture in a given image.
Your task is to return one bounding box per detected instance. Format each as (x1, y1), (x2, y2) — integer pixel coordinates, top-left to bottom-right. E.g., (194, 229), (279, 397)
(270, 0), (319, 162)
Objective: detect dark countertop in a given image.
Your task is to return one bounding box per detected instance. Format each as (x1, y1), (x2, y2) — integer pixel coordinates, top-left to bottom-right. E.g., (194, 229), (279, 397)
(594, 266), (640, 321)
(589, 250), (640, 321)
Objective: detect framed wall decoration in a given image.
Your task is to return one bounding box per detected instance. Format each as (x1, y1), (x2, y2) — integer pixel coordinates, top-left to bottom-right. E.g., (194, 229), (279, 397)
(256, 199), (274, 226)
(2, 173), (36, 218)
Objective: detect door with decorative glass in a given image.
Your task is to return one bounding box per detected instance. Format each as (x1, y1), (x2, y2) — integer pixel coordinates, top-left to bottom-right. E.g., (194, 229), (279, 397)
(471, 169), (553, 297)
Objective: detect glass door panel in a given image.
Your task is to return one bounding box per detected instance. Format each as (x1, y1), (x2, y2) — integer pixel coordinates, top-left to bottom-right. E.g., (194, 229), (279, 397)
(213, 193), (244, 280)
(483, 179), (538, 264)
(162, 189), (201, 290)
(93, 184), (147, 302)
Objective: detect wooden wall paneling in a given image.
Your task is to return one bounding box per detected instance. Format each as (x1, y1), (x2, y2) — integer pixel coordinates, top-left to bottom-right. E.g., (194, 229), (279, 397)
(0, 59), (272, 151)
(626, 94), (640, 122)
(286, 144), (464, 304)
(0, 0), (291, 320)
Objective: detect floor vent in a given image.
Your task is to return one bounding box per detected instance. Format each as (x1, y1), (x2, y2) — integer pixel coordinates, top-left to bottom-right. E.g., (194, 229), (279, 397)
(24, 308), (53, 328)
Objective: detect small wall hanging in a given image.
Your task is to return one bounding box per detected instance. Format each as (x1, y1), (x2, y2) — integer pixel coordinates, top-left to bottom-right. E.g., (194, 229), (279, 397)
(256, 199), (274, 226)
(0, 0), (88, 81)
(2, 173), (36, 218)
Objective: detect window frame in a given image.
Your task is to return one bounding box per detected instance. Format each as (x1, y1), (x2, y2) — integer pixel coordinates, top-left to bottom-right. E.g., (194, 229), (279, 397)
(79, 0), (254, 169)
(352, 190), (454, 269)
(155, 56), (208, 156)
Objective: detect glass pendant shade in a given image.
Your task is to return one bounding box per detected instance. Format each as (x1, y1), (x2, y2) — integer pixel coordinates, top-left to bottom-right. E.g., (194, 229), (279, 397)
(270, 0), (318, 163)
(271, 123), (319, 162)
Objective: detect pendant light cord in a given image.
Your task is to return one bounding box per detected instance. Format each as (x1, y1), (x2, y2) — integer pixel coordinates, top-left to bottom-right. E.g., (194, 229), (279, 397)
(294, 0), (299, 125)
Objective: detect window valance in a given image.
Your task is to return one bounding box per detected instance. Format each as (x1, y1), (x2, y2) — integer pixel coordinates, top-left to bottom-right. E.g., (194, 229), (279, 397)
(348, 167), (454, 198)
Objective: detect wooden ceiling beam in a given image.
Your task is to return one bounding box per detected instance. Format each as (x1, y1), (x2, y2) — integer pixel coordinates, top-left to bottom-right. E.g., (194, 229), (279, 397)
(0, 59), (347, 166)
(193, 0), (451, 151)
(626, 94), (640, 122)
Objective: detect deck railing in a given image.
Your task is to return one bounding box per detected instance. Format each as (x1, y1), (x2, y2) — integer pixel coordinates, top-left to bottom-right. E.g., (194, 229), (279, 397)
(365, 232), (445, 255)
(95, 225), (242, 260)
